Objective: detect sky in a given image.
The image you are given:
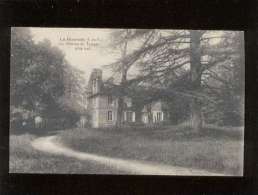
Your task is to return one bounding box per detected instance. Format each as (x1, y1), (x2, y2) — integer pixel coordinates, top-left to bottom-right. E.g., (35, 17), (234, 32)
(29, 28), (229, 83)
(30, 27), (119, 81)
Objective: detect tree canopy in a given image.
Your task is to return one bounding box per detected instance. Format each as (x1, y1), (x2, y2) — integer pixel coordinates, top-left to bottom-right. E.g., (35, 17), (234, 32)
(10, 28), (86, 129)
(104, 29), (244, 129)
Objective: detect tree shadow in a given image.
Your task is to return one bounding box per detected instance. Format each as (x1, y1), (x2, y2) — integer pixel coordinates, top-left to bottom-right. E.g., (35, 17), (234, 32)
(10, 126), (66, 136)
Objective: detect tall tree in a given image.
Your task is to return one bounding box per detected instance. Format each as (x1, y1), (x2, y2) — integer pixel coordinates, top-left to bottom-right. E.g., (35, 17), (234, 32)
(189, 30), (203, 131)
(10, 27), (84, 128)
(105, 29), (155, 127)
(105, 29), (244, 130)
(201, 31), (245, 126)
(116, 29), (129, 127)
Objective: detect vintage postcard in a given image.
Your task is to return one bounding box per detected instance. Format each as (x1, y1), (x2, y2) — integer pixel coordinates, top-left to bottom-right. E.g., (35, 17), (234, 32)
(9, 27), (244, 176)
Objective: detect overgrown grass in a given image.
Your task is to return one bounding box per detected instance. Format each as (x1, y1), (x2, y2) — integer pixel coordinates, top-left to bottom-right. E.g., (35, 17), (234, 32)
(9, 133), (127, 174)
(57, 125), (244, 175)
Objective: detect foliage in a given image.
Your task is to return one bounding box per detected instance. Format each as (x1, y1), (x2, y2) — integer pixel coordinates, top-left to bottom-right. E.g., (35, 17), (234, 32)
(202, 32), (245, 126)
(105, 30), (244, 128)
(10, 28), (85, 130)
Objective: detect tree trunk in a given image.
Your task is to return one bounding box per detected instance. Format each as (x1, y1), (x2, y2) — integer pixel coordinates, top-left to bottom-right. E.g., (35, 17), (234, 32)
(189, 30), (203, 132)
(116, 68), (127, 128)
(116, 33), (128, 127)
(238, 32), (245, 125)
(146, 104), (153, 124)
(135, 104), (144, 124)
(189, 98), (203, 131)
(116, 97), (124, 128)
(238, 31), (245, 94)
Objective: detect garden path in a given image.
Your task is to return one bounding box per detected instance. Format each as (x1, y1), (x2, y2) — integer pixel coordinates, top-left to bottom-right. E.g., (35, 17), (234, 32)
(31, 135), (227, 176)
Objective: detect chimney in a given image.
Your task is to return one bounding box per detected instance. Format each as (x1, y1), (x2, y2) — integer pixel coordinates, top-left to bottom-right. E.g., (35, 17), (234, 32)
(92, 68), (102, 94)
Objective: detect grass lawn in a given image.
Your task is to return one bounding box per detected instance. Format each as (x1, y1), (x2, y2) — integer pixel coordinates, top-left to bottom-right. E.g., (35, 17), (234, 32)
(9, 133), (128, 174)
(57, 125), (244, 175)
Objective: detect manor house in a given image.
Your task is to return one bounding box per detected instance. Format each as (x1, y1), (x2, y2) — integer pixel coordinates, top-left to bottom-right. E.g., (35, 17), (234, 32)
(86, 69), (165, 128)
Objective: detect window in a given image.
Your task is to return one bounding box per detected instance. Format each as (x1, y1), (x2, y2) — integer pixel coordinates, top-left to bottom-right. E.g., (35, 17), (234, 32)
(124, 97), (132, 107)
(108, 95), (113, 105)
(126, 111), (133, 122)
(107, 111), (112, 121)
(92, 80), (96, 92)
(157, 112), (162, 121)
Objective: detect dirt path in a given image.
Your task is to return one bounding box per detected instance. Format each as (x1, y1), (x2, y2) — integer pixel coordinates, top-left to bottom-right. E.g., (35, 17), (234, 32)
(31, 136), (226, 176)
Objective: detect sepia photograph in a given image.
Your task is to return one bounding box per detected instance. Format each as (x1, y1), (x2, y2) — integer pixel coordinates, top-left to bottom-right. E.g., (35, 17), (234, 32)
(9, 27), (244, 176)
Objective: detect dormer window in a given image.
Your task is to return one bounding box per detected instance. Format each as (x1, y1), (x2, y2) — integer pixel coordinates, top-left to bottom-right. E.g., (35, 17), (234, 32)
(124, 97), (132, 107)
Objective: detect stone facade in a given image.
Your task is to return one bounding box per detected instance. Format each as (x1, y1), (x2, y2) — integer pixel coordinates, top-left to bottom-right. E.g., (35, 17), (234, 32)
(86, 69), (165, 128)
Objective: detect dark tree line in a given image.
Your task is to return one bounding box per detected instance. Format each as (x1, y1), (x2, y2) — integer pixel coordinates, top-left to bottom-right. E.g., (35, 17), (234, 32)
(10, 28), (86, 130)
(104, 29), (244, 131)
